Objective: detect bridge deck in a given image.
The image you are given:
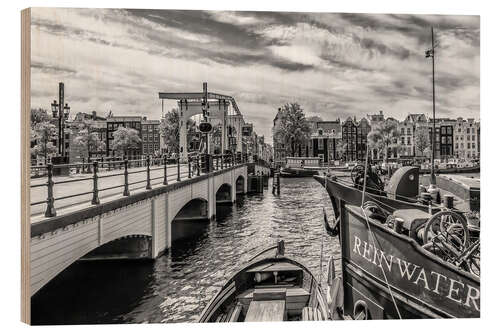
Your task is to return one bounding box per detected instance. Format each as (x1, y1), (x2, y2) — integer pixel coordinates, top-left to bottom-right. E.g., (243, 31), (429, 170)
(30, 163), (193, 223)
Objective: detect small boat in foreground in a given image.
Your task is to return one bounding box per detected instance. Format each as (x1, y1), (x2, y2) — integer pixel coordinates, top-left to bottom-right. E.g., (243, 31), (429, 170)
(199, 240), (329, 322)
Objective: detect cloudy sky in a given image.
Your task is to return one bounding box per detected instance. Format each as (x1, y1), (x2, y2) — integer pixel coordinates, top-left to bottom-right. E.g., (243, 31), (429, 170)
(31, 8), (479, 142)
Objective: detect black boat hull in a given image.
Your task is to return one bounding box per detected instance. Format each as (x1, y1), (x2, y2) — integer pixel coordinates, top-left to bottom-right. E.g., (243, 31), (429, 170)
(317, 175), (480, 319)
(339, 202), (480, 319)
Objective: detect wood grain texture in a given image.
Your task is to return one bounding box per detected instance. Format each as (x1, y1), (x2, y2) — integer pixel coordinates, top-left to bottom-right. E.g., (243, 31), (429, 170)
(21, 7), (31, 324)
(245, 300), (286, 322)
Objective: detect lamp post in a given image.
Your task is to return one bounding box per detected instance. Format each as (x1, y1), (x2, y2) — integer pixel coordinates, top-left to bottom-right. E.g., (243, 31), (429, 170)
(50, 82), (70, 157)
(426, 27), (437, 186)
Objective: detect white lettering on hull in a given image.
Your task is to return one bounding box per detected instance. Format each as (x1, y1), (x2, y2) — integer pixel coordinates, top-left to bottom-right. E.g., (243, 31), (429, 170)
(351, 235), (480, 313)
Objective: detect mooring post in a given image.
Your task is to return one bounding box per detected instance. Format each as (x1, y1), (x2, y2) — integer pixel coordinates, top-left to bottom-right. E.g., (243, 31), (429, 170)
(146, 155), (152, 190)
(91, 161), (100, 205)
(123, 159), (130, 196)
(177, 157), (181, 182)
(163, 154), (168, 185)
(44, 163), (56, 217)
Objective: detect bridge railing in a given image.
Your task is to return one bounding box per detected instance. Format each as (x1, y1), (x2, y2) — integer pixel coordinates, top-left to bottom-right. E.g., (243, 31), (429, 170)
(30, 153), (247, 218)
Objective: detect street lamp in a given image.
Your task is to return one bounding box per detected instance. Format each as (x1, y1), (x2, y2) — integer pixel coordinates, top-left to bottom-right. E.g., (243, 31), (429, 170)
(51, 100), (58, 118)
(63, 103), (71, 120)
(50, 82), (71, 157)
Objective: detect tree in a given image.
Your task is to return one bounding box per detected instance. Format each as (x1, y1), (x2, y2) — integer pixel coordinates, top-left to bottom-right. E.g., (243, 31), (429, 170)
(160, 108), (198, 155)
(336, 140), (347, 161)
(31, 121), (57, 163)
(31, 108), (50, 129)
(111, 127), (142, 157)
(72, 121), (106, 161)
(367, 121), (400, 163)
(414, 127), (431, 157)
(274, 103), (311, 157)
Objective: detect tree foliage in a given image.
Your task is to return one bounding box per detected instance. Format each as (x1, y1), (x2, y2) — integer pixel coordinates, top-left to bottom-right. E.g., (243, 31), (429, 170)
(336, 140), (348, 161)
(31, 108), (50, 129)
(31, 121), (57, 161)
(414, 127), (431, 157)
(72, 121), (106, 159)
(368, 121), (400, 162)
(111, 126), (142, 156)
(274, 103), (311, 156)
(160, 108), (198, 154)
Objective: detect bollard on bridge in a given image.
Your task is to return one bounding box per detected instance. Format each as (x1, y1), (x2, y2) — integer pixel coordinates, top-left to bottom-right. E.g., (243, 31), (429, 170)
(146, 155), (152, 190)
(91, 161), (100, 205)
(44, 163), (56, 217)
(177, 157), (181, 182)
(163, 155), (168, 185)
(123, 160), (130, 196)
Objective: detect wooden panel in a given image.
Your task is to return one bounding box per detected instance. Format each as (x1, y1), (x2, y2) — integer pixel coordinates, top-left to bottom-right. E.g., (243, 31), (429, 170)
(248, 262), (302, 272)
(245, 300), (286, 322)
(229, 304), (243, 322)
(253, 288), (286, 301)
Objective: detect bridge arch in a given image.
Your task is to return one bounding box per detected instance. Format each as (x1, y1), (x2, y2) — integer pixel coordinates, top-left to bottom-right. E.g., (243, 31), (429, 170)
(216, 183), (232, 204)
(31, 223), (152, 296)
(171, 197), (210, 243)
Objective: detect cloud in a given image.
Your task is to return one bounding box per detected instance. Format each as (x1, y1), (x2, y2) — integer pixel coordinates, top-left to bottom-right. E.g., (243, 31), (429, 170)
(30, 8), (480, 143)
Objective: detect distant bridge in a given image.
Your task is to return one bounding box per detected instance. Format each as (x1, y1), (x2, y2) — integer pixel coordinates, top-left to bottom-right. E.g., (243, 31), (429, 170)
(29, 156), (270, 297)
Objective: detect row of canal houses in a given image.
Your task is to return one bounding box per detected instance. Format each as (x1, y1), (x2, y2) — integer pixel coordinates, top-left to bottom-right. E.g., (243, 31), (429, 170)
(273, 110), (480, 165)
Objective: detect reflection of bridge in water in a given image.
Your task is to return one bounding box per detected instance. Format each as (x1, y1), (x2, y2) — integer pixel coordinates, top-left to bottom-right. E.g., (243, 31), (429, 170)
(30, 158), (270, 298)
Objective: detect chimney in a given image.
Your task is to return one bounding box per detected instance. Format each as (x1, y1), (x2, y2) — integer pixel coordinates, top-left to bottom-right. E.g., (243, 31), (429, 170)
(143, 116), (147, 121)
(92, 110), (97, 120)
(379, 110), (383, 115)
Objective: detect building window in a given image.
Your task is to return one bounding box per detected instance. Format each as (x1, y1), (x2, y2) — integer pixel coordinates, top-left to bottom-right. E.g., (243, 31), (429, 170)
(467, 128), (470, 134)
(472, 135), (475, 141)
(318, 139), (323, 150)
(467, 135), (470, 141)
(406, 128), (411, 135)
(407, 137), (411, 145)
(468, 143), (471, 149)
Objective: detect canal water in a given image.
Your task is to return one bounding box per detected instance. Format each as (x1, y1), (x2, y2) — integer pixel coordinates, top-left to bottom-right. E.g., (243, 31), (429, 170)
(31, 177), (340, 325)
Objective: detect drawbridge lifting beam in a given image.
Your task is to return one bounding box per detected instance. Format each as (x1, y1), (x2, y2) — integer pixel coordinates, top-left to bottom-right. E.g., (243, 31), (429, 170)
(158, 92), (241, 116)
